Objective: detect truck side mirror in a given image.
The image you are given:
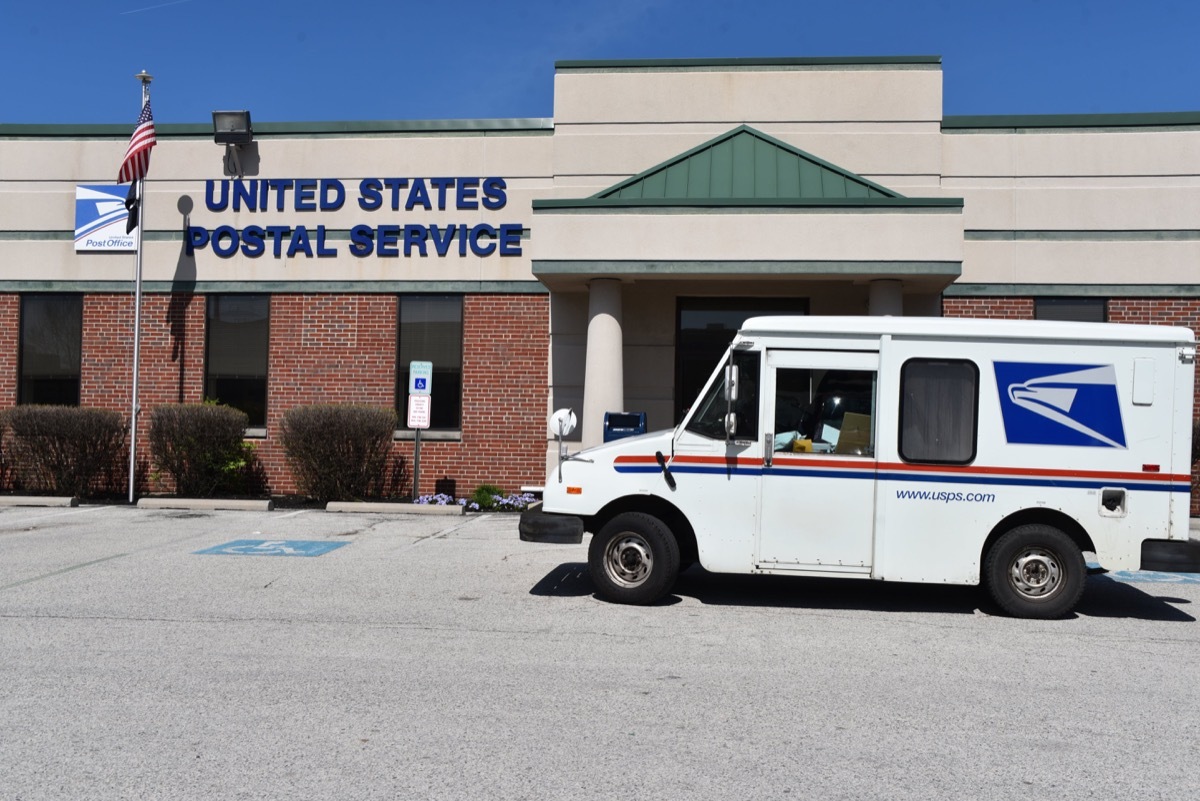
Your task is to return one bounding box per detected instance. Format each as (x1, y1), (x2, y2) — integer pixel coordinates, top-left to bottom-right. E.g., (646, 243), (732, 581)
(724, 364), (739, 402)
(725, 412), (738, 438)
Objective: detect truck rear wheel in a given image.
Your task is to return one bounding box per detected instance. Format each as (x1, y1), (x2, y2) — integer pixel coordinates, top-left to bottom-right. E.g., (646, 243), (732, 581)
(588, 512), (679, 605)
(984, 524), (1086, 619)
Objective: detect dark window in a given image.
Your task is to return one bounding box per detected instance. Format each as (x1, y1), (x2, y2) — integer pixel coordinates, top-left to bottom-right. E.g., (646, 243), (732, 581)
(676, 297), (807, 422)
(899, 359), (979, 464)
(773, 368), (877, 456)
(1035, 297), (1106, 322)
(19, 294), (82, 405)
(205, 295), (269, 427)
(397, 295), (463, 431)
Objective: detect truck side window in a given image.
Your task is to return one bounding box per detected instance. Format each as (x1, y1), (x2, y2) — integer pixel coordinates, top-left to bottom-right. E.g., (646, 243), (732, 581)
(773, 368), (876, 456)
(899, 359), (979, 464)
(685, 351), (760, 440)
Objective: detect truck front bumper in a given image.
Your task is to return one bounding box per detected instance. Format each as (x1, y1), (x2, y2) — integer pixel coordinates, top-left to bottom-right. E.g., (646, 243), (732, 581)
(1141, 538), (1200, 573)
(519, 506), (584, 544)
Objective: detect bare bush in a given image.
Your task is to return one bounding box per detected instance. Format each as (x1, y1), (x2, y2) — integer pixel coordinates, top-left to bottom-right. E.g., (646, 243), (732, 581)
(281, 404), (397, 502)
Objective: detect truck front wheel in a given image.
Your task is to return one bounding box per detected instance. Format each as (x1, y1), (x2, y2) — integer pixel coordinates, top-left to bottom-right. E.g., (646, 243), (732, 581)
(984, 524), (1086, 619)
(588, 512), (680, 605)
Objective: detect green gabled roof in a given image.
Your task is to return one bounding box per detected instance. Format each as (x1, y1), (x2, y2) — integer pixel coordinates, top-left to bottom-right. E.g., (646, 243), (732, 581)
(594, 125), (901, 201)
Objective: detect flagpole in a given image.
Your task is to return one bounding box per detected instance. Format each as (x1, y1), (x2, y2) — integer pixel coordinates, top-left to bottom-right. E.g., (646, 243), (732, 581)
(128, 71), (152, 504)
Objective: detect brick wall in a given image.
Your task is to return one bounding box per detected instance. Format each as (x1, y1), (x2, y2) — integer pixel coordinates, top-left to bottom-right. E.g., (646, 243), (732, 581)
(393, 294), (550, 498)
(249, 293), (548, 497)
(258, 294), (401, 493)
(3, 291), (549, 500)
(0, 296), (17, 406)
(941, 297), (1035, 319)
(74, 293), (207, 492)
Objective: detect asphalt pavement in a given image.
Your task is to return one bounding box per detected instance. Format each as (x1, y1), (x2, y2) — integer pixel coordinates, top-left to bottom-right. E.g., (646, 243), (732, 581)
(1, 505), (1198, 801)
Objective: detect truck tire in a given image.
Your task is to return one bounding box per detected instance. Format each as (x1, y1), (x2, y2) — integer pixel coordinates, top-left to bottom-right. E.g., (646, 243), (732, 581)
(588, 512), (680, 605)
(983, 524), (1086, 619)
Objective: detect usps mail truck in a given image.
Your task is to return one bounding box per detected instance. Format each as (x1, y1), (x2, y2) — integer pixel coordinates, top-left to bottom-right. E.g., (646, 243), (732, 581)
(520, 317), (1199, 618)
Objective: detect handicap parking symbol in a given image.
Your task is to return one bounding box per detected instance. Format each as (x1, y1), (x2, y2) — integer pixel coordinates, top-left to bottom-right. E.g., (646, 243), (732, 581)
(194, 539), (348, 557)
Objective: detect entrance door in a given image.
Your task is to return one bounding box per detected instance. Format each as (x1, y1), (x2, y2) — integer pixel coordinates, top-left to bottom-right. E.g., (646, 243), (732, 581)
(757, 349), (879, 572)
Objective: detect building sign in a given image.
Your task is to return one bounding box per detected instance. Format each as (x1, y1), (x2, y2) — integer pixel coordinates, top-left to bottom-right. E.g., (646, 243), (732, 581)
(187, 177), (525, 259)
(75, 185), (135, 252)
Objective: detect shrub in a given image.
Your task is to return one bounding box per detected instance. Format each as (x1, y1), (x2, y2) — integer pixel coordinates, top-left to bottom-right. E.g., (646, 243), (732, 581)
(280, 404), (397, 502)
(149, 403), (253, 497)
(471, 483), (506, 511)
(3, 405), (126, 497)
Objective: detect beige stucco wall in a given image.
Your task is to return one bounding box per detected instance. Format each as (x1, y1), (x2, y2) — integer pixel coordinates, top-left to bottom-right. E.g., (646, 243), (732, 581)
(942, 127), (1200, 288)
(550, 63), (947, 197)
(0, 131), (555, 285)
(532, 208), (963, 267)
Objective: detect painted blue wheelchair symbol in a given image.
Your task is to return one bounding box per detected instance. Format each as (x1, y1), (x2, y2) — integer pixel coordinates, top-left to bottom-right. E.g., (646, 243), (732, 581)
(414, 378), (427, 390)
(195, 539), (348, 557)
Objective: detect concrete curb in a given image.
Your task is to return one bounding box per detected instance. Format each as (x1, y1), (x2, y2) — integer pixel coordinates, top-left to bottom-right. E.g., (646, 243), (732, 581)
(325, 501), (464, 515)
(0, 496), (79, 507)
(137, 498), (275, 512)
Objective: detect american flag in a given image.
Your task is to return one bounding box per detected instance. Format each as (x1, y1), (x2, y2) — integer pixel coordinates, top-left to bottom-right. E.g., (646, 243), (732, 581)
(117, 100), (156, 183)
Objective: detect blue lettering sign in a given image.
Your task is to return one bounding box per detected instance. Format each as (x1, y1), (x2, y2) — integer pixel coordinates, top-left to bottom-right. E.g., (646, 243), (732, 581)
(358, 178), (382, 211)
(193, 176), (524, 258)
(349, 223), (374, 256)
(319, 179), (345, 211)
(406, 178), (431, 211)
(482, 177), (506, 210)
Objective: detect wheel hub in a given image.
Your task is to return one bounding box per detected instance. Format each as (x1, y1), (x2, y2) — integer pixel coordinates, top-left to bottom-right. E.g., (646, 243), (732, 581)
(1010, 548), (1062, 599)
(606, 534), (653, 587)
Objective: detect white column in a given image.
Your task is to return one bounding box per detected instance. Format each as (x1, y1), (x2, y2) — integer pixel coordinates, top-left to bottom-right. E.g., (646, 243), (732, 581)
(581, 279), (624, 448)
(868, 279), (903, 316)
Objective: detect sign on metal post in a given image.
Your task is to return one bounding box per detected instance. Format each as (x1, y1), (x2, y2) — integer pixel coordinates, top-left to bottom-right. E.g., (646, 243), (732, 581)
(408, 361), (433, 498)
(409, 360), (432, 395)
(407, 394), (431, 430)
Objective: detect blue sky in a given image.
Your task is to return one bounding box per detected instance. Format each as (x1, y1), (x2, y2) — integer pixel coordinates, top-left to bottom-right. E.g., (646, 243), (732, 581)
(4, 0), (1199, 125)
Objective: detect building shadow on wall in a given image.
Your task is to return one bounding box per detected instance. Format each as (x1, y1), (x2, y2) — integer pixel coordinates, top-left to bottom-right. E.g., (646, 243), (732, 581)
(168, 195), (198, 403)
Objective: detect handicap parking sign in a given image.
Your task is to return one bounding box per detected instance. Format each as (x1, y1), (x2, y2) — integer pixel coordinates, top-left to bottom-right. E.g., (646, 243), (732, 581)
(194, 539), (348, 557)
(409, 361), (433, 396)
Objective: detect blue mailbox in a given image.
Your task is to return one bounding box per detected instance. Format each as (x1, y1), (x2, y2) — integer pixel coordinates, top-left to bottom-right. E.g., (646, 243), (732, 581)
(603, 411), (647, 442)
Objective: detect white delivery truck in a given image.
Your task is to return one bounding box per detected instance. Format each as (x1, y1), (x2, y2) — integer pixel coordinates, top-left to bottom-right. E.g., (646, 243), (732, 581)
(520, 316), (1200, 618)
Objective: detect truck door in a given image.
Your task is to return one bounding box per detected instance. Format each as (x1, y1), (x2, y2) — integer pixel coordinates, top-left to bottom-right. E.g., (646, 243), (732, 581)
(757, 349), (879, 573)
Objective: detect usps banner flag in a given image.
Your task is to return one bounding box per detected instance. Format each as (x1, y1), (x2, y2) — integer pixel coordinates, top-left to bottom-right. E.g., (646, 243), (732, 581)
(75, 185), (136, 251)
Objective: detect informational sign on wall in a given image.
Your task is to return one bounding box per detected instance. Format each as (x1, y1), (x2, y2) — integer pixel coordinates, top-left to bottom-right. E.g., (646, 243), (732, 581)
(74, 185), (135, 252)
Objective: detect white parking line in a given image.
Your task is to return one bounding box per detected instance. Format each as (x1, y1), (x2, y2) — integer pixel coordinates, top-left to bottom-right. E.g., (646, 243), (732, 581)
(0, 505), (115, 531)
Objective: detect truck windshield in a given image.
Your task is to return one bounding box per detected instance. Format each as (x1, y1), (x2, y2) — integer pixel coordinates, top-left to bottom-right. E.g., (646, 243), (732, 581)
(684, 350), (760, 440)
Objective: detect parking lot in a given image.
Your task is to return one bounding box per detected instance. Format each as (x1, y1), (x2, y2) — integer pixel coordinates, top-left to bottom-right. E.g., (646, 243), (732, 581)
(2, 504), (1198, 800)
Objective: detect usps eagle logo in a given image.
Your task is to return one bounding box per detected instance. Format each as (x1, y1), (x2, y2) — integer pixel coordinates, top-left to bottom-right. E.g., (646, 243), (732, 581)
(994, 362), (1126, 449)
(74, 185), (136, 252)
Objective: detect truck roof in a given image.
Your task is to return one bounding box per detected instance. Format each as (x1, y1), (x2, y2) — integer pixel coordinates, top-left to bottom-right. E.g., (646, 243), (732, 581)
(737, 315), (1195, 345)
